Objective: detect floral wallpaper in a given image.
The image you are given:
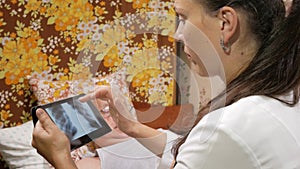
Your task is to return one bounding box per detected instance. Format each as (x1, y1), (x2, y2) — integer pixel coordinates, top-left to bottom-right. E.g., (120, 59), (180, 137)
(0, 0), (176, 167)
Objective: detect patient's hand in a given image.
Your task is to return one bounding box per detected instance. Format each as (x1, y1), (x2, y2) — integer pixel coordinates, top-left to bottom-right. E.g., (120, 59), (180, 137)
(32, 109), (77, 169)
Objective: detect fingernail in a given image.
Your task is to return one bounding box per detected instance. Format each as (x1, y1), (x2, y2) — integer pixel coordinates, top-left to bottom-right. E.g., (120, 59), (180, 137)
(36, 109), (44, 116)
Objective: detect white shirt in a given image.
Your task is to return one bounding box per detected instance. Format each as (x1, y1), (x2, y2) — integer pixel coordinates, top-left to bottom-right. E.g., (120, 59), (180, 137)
(175, 95), (300, 169)
(97, 129), (179, 169)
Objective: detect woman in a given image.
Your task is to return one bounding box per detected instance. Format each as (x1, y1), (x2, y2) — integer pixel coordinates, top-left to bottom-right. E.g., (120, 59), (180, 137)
(32, 0), (300, 168)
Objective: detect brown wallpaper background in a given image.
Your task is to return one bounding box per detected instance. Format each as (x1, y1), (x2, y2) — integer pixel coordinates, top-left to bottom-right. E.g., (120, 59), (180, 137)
(0, 0), (176, 168)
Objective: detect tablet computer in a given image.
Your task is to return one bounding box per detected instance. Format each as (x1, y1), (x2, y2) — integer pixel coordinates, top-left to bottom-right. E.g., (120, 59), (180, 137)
(31, 94), (112, 151)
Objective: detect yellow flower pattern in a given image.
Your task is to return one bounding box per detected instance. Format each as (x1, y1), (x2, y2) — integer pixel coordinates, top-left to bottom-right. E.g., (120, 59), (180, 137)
(0, 0), (176, 132)
(0, 1), (177, 165)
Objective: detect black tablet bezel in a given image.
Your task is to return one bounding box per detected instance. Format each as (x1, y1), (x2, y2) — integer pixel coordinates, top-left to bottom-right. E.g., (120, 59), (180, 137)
(31, 94), (112, 151)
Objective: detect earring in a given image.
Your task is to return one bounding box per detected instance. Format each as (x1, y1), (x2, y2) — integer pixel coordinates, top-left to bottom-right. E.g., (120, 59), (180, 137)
(220, 37), (231, 53)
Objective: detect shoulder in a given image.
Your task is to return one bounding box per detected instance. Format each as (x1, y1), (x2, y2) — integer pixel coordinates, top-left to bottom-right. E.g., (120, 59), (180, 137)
(197, 95), (298, 136)
(176, 95), (300, 168)
(188, 94), (300, 151)
(211, 95), (299, 130)
(196, 95), (277, 129)
(192, 94), (300, 158)
(175, 96), (274, 168)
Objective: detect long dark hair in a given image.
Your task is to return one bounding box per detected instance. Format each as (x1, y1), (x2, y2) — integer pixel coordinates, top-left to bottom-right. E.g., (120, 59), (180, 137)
(173, 0), (300, 159)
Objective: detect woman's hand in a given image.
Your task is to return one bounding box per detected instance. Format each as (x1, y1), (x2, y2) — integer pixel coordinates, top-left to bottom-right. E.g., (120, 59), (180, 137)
(81, 85), (167, 156)
(80, 85), (140, 137)
(92, 96), (131, 148)
(32, 109), (77, 169)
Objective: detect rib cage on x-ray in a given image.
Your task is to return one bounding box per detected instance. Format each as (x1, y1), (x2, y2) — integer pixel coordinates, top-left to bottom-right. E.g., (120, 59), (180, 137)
(48, 104), (78, 140)
(71, 99), (100, 129)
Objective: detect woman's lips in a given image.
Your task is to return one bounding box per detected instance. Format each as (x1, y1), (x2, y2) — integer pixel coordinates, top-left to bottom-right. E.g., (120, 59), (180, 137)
(185, 52), (192, 60)
(184, 48), (197, 64)
(186, 54), (192, 60)
(185, 52), (198, 65)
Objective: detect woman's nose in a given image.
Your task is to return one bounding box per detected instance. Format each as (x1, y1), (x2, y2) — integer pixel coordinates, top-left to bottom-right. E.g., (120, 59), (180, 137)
(174, 26), (184, 42)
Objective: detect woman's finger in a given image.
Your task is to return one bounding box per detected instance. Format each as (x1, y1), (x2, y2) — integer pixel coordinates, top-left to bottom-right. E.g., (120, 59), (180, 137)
(108, 98), (136, 123)
(94, 86), (113, 100)
(35, 108), (57, 133)
(79, 85), (112, 102)
(95, 99), (109, 113)
(107, 100), (119, 123)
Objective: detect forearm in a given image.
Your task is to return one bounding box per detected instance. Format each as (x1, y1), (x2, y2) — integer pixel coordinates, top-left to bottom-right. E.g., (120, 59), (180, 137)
(129, 123), (167, 157)
(51, 151), (78, 169)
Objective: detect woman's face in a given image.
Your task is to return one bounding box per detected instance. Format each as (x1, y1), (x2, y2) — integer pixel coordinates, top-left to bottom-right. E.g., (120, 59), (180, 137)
(174, 0), (225, 77)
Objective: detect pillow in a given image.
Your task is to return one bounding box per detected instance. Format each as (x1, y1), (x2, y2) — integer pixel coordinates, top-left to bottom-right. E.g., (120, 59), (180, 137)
(0, 121), (53, 169)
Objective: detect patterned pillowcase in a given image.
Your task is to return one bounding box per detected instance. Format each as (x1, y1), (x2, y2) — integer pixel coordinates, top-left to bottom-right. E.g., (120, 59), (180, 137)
(0, 121), (53, 169)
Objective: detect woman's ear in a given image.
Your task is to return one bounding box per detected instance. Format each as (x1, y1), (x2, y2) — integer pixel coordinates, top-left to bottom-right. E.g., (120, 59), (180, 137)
(217, 6), (238, 44)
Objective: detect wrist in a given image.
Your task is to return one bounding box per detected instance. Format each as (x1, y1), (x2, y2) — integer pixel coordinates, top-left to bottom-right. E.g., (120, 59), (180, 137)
(52, 150), (77, 169)
(125, 121), (145, 138)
